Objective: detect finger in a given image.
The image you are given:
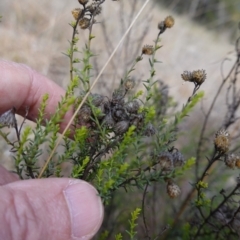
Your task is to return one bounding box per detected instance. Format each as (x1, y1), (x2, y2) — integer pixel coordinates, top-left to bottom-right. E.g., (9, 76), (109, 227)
(0, 60), (73, 128)
(0, 178), (103, 240)
(0, 165), (19, 186)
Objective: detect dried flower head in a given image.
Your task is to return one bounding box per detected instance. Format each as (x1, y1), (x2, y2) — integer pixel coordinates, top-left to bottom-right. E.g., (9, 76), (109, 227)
(89, 3), (102, 16)
(112, 89), (125, 105)
(167, 180), (181, 198)
(158, 152), (174, 172)
(143, 123), (156, 137)
(0, 108), (16, 128)
(142, 45), (154, 55)
(124, 78), (135, 91)
(114, 121), (129, 134)
(192, 70), (207, 85)
(71, 8), (82, 20)
(224, 153), (237, 169)
(78, 0), (88, 5)
(172, 151), (185, 167)
(131, 114), (144, 128)
(158, 16), (174, 33)
(112, 107), (128, 121)
(181, 71), (192, 82)
(125, 100), (140, 114)
(214, 129), (230, 153)
(164, 16), (175, 28)
(79, 18), (91, 29)
(90, 93), (105, 107)
(79, 106), (92, 122)
(103, 113), (115, 128)
(224, 153), (240, 169)
(181, 69), (206, 86)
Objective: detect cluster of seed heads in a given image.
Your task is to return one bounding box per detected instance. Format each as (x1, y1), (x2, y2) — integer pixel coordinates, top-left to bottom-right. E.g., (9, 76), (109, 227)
(72, 0), (105, 30)
(151, 150), (185, 198)
(181, 69), (207, 86)
(75, 85), (156, 136)
(156, 150), (185, 174)
(158, 16), (175, 34)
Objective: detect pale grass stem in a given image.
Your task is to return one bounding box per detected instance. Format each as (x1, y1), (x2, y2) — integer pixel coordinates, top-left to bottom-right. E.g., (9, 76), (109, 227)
(38, 0), (151, 178)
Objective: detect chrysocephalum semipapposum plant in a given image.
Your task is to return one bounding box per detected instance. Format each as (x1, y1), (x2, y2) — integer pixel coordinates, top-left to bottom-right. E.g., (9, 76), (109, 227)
(2, 1), (230, 239)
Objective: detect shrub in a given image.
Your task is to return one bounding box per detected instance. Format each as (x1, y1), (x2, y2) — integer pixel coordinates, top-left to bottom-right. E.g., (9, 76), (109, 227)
(1, 1), (240, 239)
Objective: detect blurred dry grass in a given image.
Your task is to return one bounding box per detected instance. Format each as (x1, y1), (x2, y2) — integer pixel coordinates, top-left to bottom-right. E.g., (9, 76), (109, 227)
(0, 0), (238, 168)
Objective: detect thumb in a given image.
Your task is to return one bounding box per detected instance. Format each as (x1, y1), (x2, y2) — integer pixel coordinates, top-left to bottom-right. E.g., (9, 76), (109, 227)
(0, 178), (103, 240)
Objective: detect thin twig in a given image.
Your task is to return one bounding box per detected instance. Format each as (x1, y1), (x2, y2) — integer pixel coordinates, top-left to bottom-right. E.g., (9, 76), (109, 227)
(142, 183), (150, 240)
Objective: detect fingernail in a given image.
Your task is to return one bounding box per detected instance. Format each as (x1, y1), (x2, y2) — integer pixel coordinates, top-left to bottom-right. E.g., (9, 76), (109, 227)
(64, 180), (103, 239)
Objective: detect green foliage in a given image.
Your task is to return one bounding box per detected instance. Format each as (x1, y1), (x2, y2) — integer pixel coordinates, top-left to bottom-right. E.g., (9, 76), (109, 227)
(195, 180), (211, 207)
(115, 233), (123, 240)
(173, 157), (196, 177)
(99, 230), (109, 240)
(126, 208), (141, 240)
(182, 222), (191, 240)
(179, 91), (204, 120)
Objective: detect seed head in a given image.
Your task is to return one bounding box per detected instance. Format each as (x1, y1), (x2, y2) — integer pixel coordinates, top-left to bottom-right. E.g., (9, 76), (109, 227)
(131, 114), (144, 128)
(143, 123), (156, 137)
(142, 45), (154, 55)
(125, 100), (140, 114)
(79, 106), (92, 122)
(164, 16), (175, 28)
(103, 113), (115, 128)
(90, 93), (105, 107)
(224, 153), (237, 169)
(78, 0), (88, 5)
(192, 70), (207, 85)
(181, 69), (206, 86)
(112, 89), (125, 105)
(71, 8), (82, 20)
(214, 129), (230, 153)
(79, 18), (91, 29)
(172, 151), (185, 167)
(112, 107), (128, 121)
(124, 78), (135, 91)
(158, 16), (174, 33)
(181, 71), (192, 82)
(114, 120), (129, 134)
(89, 3), (102, 16)
(167, 180), (181, 198)
(158, 152), (174, 172)
(0, 108), (16, 128)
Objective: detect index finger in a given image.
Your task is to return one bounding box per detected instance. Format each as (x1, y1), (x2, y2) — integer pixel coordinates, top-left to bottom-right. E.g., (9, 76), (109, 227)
(0, 60), (73, 128)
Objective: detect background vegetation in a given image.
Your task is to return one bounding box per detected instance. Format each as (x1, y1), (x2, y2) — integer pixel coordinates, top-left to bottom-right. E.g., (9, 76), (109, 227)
(158, 0), (240, 38)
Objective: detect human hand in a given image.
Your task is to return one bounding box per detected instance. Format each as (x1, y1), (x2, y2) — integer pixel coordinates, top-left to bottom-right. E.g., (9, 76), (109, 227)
(0, 60), (103, 240)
